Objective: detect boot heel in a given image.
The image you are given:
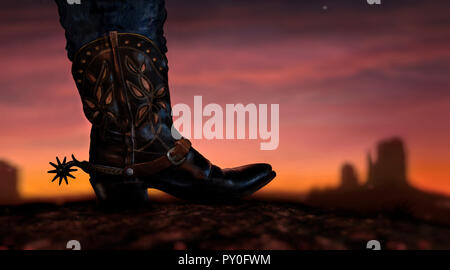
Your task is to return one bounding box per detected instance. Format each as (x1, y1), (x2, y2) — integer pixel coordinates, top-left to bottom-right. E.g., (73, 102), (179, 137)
(89, 176), (148, 204)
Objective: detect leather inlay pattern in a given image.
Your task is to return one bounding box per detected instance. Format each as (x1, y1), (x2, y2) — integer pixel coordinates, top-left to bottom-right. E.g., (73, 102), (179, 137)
(72, 33), (173, 156)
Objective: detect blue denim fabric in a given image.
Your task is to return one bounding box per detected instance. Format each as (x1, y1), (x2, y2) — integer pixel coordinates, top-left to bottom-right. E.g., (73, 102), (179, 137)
(55, 0), (167, 61)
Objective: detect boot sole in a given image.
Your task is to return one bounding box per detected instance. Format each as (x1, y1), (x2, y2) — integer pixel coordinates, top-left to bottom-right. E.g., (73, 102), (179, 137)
(89, 170), (276, 204)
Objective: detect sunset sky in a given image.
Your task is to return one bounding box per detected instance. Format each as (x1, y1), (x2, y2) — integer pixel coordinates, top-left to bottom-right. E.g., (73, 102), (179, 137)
(0, 0), (449, 199)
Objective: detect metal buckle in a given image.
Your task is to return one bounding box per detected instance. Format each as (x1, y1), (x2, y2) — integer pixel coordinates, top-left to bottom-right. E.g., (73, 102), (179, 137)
(167, 148), (186, 166)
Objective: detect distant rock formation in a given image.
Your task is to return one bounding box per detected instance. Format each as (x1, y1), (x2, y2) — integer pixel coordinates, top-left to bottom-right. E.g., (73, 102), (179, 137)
(0, 160), (19, 203)
(339, 163), (359, 190)
(307, 137), (410, 201)
(366, 138), (408, 188)
(304, 137), (450, 219)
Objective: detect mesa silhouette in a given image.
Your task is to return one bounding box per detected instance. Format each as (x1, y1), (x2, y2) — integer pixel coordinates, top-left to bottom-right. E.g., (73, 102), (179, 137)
(0, 160), (20, 204)
(306, 137), (450, 225)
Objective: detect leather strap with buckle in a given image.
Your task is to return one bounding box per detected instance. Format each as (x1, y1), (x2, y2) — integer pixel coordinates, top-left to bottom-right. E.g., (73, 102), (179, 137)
(124, 138), (192, 177)
(48, 139), (192, 183)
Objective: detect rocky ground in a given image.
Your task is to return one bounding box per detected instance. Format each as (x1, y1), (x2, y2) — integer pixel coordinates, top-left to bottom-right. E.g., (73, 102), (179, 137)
(1, 198), (450, 250)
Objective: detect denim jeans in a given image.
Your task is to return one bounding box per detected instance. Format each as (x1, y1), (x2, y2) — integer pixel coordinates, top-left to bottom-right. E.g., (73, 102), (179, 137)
(55, 0), (167, 61)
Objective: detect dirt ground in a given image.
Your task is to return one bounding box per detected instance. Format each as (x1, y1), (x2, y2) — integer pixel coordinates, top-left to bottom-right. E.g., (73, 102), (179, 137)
(1, 198), (450, 250)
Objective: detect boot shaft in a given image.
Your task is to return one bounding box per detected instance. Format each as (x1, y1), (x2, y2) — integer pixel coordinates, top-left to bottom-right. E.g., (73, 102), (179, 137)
(72, 32), (175, 166)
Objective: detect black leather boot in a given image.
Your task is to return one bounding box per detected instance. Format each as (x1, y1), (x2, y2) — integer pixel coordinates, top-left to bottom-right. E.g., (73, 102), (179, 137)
(59, 31), (275, 202)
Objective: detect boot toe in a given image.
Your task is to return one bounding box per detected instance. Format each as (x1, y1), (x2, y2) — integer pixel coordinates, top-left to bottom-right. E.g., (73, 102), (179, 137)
(223, 163), (276, 197)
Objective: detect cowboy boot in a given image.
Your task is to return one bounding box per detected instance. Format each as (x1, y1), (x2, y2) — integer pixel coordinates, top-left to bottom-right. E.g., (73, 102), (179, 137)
(68, 31), (275, 202)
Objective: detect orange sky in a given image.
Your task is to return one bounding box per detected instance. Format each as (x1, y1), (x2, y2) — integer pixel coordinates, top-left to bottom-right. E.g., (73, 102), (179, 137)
(1, 1), (450, 199)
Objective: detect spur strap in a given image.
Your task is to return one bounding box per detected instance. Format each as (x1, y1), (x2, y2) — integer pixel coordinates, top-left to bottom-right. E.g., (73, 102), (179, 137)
(48, 139), (192, 184)
(125, 138), (191, 177)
